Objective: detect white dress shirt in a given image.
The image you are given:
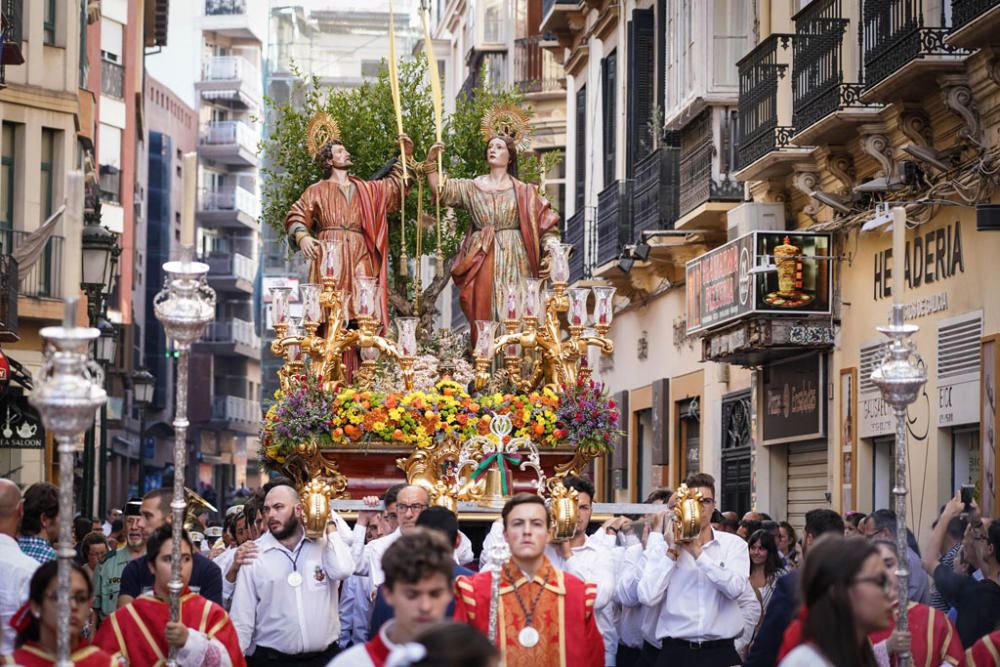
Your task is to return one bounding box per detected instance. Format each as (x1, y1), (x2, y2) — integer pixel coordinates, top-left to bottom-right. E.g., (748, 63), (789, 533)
(352, 525), (474, 591)
(734, 577), (762, 659)
(545, 530), (618, 664)
(213, 547), (237, 609)
(230, 528), (354, 655)
(637, 529), (750, 642)
(338, 573), (372, 647)
(0, 533), (39, 655)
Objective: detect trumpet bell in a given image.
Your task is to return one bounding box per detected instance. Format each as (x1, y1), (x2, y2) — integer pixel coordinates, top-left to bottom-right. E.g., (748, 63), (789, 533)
(303, 490), (330, 540)
(672, 485), (702, 543)
(550, 496), (579, 542)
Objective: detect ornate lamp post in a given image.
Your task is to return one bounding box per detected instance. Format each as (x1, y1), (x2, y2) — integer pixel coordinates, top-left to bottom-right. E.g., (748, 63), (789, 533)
(869, 207), (927, 667)
(153, 248), (215, 666)
(94, 318), (118, 515)
(132, 367), (156, 494)
(29, 299), (106, 666)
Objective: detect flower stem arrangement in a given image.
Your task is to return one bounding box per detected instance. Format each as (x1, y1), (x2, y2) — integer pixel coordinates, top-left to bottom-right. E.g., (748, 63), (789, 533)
(260, 376), (620, 466)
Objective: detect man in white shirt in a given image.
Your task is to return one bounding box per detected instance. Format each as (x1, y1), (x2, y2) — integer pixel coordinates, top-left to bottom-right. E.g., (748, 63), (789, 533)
(329, 528), (454, 667)
(637, 472), (750, 667)
(352, 484), (430, 591)
(545, 476), (622, 666)
(101, 507), (122, 536)
(0, 478), (39, 655)
(230, 479), (355, 666)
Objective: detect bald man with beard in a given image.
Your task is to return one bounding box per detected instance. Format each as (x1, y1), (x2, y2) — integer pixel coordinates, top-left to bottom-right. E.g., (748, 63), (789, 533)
(230, 479), (354, 666)
(0, 478), (40, 655)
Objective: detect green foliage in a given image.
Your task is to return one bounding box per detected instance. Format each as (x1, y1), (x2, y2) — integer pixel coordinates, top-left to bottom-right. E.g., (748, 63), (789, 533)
(260, 57), (562, 282)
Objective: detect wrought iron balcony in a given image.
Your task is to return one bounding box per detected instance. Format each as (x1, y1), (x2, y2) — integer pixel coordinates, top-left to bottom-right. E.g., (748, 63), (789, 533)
(862, 0), (967, 97)
(0, 253), (17, 337)
(205, 0), (245, 15)
(632, 142), (679, 238)
(948, 0), (1000, 48)
(596, 180), (632, 268)
(1, 0), (25, 89)
(514, 36), (565, 94)
(10, 230), (62, 299)
(565, 208), (587, 284)
(737, 34), (795, 171)
(952, 0), (1000, 30)
(679, 111), (742, 219)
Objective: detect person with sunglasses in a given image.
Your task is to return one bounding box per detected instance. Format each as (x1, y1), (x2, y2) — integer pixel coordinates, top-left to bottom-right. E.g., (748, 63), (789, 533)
(636, 472), (751, 667)
(778, 536), (891, 667)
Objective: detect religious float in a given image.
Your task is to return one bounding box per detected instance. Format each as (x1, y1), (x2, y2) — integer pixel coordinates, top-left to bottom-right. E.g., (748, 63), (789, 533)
(259, 101), (624, 537)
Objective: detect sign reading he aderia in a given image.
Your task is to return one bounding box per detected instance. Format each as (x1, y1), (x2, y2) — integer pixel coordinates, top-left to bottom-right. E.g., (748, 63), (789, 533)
(0, 393), (45, 449)
(762, 353), (826, 444)
(686, 231), (833, 335)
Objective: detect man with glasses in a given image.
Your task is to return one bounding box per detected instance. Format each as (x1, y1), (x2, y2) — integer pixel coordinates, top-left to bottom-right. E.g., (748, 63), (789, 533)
(637, 472), (750, 667)
(922, 492), (1000, 647)
(352, 484), (431, 596)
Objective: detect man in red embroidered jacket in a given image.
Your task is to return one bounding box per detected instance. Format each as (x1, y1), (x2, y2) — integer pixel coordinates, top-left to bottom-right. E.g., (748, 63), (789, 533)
(329, 529), (455, 667)
(453, 493), (604, 667)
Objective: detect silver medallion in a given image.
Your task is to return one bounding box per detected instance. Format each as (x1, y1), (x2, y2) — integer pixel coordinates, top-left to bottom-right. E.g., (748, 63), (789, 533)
(287, 571), (303, 588)
(518, 626), (539, 648)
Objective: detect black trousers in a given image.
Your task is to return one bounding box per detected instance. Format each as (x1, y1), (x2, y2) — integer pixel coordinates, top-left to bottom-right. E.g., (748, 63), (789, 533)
(637, 642), (660, 667)
(616, 643), (643, 667)
(247, 643), (339, 667)
(655, 638), (739, 667)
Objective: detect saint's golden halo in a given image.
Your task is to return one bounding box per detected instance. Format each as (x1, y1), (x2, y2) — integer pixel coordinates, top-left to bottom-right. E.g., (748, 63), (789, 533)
(480, 103), (531, 153)
(306, 112), (342, 158)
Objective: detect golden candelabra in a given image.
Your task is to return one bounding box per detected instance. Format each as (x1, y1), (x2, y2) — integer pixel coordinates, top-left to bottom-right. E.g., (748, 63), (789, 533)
(473, 243), (616, 393)
(269, 238), (418, 393)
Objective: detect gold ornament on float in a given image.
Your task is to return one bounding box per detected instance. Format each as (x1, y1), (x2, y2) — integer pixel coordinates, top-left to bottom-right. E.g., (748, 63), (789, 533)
(672, 484), (703, 543)
(480, 103), (531, 153)
(548, 478), (580, 543)
(306, 112), (342, 158)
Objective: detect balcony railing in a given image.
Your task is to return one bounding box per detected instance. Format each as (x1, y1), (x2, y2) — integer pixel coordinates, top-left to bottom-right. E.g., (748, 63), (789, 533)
(862, 0), (966, 92)
(9, 230), (62, 298)
(543, 0), (580, 17)
(461, 52), (507, 99)
(737, 34), (794, 170)
(206, 252), (257, 284)
(632, 142), (680, 237)
(99, 165), (121, 204)
(200, 120), (257, 152)
(202, 55), (260, 94)
(565, 208), (587, 283)
(1, 0), (25, 88)
(205, 0), (245, 15)
(212, 395), (261, 423)
(204, 318), (260, 349)
(596, 181), (632, 267)
(514, 36), (565, 94)
(679, 112), (742, 217)
(101, 59), (124, 99)
(0, 253), (17, 334)
(952, 0), (1000, 32)
(201, 185), (260, 218)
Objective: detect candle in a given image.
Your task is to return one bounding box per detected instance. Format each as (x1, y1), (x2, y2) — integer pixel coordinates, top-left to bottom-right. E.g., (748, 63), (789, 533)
(180, 152), (198, 247)
(892, 207), (906, 304)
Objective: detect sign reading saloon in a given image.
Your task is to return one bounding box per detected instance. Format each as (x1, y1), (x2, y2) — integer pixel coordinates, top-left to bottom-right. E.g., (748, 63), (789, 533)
(0, 394), (45, 449)
(686, 231), (833, 335)
(762, 353), (826, 444)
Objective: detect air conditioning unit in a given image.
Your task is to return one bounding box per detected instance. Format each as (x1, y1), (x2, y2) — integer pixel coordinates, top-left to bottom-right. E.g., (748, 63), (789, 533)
(727, 202), (785, 241)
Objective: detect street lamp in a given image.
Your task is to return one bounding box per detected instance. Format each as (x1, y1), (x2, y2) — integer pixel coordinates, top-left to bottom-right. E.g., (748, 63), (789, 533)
(81, 222), (118, 324)
(132, 368), (155, 495)
(92, 319), (119, 516)
(95, 318), (117, 365)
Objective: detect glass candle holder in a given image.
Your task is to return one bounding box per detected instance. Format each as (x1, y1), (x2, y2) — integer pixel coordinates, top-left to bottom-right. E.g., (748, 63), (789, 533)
(474, 320), (498, 360)
(269, 287), (292, 327)
(396, 317), (418, 357)
(522, 278), (543, 320)
(549, 243), (573, 284)
(502, 281), (522, 321)
(592, 286), (616, 327)
(354, 275), (378, 318)
(321, 239), (343, 281)
(300, 283), (322, 324)
(567, 287), (590, 327)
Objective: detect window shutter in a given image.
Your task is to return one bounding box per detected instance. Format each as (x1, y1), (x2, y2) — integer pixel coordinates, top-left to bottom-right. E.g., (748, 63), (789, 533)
(602, 51), (617, 188)
(657, 0), (666, 114)
(574, 86), (587, 211)
(627, 9), (655, 177)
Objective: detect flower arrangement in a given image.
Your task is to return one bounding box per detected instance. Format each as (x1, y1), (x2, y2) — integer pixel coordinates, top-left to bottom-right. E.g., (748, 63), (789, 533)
(260, 376), (619, 465)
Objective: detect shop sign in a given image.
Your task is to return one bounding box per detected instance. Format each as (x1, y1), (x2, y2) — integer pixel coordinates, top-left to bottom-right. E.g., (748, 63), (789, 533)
(0, 350), (9, 389)
(0, 394), (45, 449)
(686, 231), (833, 335)
(761, 353), (826, 445)
(873, 219), (964, 301)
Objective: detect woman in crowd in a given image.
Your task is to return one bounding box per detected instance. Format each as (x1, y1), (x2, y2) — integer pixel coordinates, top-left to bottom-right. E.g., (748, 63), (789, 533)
(778, 521), (800, 568)
(779, 536), (891, 666)
(845, 512), (866, 537)
(749, 529), (788, 615)
(383, 622), (500, 667)
(4, 561), (118, 666)
(94, 525), (245, 667)
(868, 540), (963, 666)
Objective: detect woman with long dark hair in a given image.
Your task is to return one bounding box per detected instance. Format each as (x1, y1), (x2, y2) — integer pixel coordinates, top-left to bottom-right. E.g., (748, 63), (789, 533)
(749, 529), (787, 612)
(779, 536), (891, 666)
(6, 561), (117, 666)
(778, 521), (800, 567)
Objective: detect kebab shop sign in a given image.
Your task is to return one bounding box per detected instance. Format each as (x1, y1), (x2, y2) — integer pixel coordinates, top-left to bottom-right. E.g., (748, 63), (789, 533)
(686, 234), (755, 334)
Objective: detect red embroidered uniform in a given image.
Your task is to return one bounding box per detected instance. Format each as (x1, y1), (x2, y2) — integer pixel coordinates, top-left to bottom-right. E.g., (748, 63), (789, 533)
(94, 591), (246, 667)
(967, 630), (1000, 666)
(2, 643), (119, 666)
(327, 621), (400, 667)
(453, 557), (603, 667)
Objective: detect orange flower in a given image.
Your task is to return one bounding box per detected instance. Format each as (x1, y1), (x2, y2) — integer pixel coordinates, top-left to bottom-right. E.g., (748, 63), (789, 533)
(393, 429), (404, 440)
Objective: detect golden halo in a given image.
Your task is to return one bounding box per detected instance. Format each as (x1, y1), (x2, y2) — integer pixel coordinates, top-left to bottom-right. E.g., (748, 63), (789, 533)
(480, 104), (531, 153)
(306, 112), (342, 158)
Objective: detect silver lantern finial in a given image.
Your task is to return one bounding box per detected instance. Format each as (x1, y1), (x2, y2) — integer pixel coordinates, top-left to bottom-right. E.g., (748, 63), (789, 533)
(153, 245), (215, 667)
(30, 298), (107, 667)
